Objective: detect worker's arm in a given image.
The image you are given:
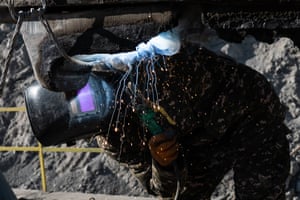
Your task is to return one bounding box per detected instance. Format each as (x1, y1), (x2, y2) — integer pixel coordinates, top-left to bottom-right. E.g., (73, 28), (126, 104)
(147, 130), (183, 198)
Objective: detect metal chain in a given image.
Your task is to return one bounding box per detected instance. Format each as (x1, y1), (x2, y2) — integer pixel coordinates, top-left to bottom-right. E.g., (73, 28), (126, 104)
(7, 0), (17, 22)
(38, 11), (112, 71)
(0, 0), (47, 97)
(1, 0), (117, 98)
(0, 14), (24, 96)
(39, 15), (113, 72)
(39, 15), (95, 68)
(8, 0), (91, 68)
(37, 0), (121, 72)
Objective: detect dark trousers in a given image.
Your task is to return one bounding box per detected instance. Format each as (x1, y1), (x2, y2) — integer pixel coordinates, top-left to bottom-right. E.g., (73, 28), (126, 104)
(180, 119), (290, 200)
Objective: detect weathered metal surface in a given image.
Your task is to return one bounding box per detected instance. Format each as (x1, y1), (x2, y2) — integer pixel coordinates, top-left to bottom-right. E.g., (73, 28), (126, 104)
(0, 0), (183, 7)
(1, 0), (300, 36)
(0, 0), (182, 23)
(1, 0), (300, 7)
(1, 0), (300, 24)
(1, 0), (300, 12)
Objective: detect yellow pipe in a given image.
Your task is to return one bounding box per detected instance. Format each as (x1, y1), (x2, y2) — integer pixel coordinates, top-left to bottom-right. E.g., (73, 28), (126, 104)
(0, 106), (105, 192)
(38, 143), (47, 192)
(0, 145), (103, 192)
(0, 146), (39, 152)
(0, 107), (26, 112)
(0, 146), (103, 153)
(42, 147), (103, 153)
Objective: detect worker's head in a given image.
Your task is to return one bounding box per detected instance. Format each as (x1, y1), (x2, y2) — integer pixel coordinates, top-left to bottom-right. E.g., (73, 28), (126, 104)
(24, 73), (115, 146)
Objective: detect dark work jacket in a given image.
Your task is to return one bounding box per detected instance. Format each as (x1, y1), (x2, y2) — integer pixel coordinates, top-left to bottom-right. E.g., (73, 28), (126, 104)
(97, 43), (288, 198)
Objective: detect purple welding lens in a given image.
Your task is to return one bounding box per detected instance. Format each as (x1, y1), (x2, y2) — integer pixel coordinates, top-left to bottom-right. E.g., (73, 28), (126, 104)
(77, 83), (96, 112)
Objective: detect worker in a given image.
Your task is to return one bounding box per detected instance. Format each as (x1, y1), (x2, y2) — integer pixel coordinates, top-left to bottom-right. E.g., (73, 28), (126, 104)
(94, 43), (290, 199)
(22, 4), (291, 199)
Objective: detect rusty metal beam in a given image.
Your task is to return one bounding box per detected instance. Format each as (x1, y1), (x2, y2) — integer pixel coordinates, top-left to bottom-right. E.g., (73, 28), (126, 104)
(0, 0), (184, 23)
(0, 0), (183, 7)
(1, 0), (300, 24)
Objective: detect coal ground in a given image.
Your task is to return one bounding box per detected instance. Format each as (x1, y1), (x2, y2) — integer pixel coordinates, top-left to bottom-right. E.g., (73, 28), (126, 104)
(1, 23), (300, 199)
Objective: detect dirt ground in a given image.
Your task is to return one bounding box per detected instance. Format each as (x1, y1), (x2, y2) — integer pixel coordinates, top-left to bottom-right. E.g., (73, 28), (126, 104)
(13, 189), (156, 200)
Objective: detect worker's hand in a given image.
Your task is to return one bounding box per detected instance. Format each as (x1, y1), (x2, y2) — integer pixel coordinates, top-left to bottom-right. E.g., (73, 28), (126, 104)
(148, 130), (179, 167)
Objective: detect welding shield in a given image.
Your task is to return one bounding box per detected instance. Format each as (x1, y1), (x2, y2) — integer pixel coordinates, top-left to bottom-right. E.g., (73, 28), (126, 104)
(24, 73), (115, 146)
